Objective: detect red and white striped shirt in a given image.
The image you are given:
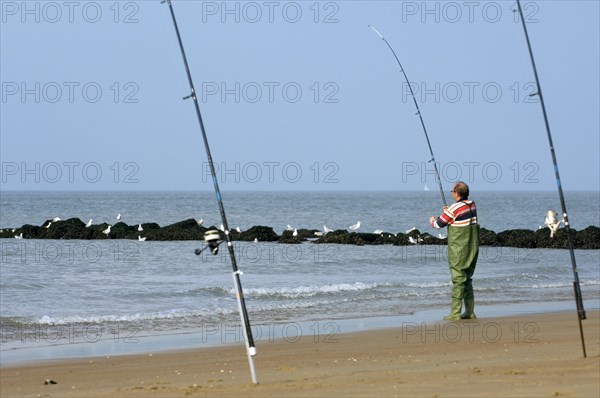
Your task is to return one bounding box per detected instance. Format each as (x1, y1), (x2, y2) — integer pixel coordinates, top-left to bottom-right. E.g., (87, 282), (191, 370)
(431, 200), (477, 229)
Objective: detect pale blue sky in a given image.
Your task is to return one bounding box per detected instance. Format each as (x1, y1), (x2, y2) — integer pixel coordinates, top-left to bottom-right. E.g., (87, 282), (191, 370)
(1, 0), (599, 191)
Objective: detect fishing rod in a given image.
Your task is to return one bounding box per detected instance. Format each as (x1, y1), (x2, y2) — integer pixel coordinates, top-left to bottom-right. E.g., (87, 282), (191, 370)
(515, 0), (586, 358)
(162, 0), (259, 381)
(369, 25), (447, 207)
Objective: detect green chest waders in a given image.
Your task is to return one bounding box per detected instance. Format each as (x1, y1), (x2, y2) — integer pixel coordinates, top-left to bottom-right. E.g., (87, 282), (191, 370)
(444, 223), (480, 320)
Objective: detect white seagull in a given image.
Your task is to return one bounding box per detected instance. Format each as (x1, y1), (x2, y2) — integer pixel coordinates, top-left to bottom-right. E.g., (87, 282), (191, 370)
(14, 232), (23, 239)
(236, 227), (242, 233)
(408, 236), (418, 244)
(116, 214), (122, 221)
(103, 225), (112, 235)
(373, 229), (384, 234)
(314, 231), (324, 237)
(52, 217), (61, 222)
(348, 221), (361, 231)
(253, 238), (258, 243)
(286, 224), (294, 231)
(45, 222), (52, 229)
(138, 224), (143, 232)
(292, 228), (298, 237)
(323, 225), (334, 234)
(437, 233), (446, 239)
(138, 236), (147, 241)
(197, 219), (204, 226)
(219, 224), (225, 232)
(85, 219), (93, 228)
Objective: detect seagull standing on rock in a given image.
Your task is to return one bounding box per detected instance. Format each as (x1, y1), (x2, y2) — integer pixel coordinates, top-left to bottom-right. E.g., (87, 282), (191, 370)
(323, 225), (333, 234)
(116, 214), (122, 221)
(292, 228), (298, 237)
(348, 221), (361, 232)
(103, 225), (112, 235)
(86, 219), (93, 228)
(138, 224), (143, 232)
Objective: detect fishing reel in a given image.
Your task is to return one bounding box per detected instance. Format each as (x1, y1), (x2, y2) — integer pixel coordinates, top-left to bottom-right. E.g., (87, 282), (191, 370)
(544, 210), (564, 238)
(194, 230), (223, 256)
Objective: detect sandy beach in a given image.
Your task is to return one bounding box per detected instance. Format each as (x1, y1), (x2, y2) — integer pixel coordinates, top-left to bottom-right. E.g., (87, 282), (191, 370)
(1, 310), (598, 397)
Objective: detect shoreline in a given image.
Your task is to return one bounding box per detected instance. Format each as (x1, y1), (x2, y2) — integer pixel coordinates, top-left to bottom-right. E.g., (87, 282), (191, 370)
(2, 299), (597, 366)
(1, 310), (598, 397)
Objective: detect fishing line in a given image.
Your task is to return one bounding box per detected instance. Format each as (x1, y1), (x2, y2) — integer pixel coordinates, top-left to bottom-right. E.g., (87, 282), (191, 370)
(369, 25), (447, 207)
(162, 0), (259, 381)
(515, 0), (586, 358)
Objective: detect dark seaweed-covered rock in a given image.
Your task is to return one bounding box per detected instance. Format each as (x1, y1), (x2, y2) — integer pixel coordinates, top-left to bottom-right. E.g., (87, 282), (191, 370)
(356, 232), (380, 245)
(17, 224), (43, 239)
(421, 232), (447, 245)
(109, 222), (138, 239)
(144, 219), (205, 241)
(478, 227), (498, 246)
(553, 227), (580, 249)
(43, 218), (86, 239)
(279, 228), (321, 243)
(0, 217), (598, 249)
(576, 226), (600, 249)
(375, 232), (398, 245)
(391, 233), (410, 246)
(314, 230), (367, 246)
(496, 229), (537, 248)
(406, 229), (421, 240)
(298, 229), (320, 240)
(86, 223), (112, 239)
(140, 222), (161, 231)
(534, 227), (580, 249)
(534, 227), (561, 249)
(313, 229), (343, 244)
(279, 230), (303, 244)
(394, 230), (425, 246)
(238, 226), (279, 242)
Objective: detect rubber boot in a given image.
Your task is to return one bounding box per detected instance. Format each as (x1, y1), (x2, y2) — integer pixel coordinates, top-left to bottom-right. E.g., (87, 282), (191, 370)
(461, 298), (476, 319)
(443, 298), (462, 321)
(461, 280), (476, 319)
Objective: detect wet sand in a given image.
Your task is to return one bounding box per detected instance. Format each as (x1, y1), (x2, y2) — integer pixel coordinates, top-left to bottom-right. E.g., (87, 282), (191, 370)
(1, 310), (598, 397)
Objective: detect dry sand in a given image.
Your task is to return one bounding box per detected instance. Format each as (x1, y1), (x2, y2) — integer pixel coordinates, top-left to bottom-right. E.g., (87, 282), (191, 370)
(1, 310), (598, 397)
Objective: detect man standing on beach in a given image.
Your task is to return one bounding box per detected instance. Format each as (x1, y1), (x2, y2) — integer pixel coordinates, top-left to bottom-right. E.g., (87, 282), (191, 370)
(429, 181), (480, 320)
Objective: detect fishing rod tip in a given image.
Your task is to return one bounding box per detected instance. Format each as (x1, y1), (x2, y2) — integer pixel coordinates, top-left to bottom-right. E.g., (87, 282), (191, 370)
(368, 25), (384, 39)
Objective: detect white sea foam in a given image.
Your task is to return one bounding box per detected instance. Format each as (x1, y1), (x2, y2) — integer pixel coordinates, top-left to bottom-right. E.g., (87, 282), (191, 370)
(239, 282), (390, 299)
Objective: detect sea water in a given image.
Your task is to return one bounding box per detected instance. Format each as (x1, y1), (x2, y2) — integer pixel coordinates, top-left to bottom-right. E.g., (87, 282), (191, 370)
(1, 191), (598, 363)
